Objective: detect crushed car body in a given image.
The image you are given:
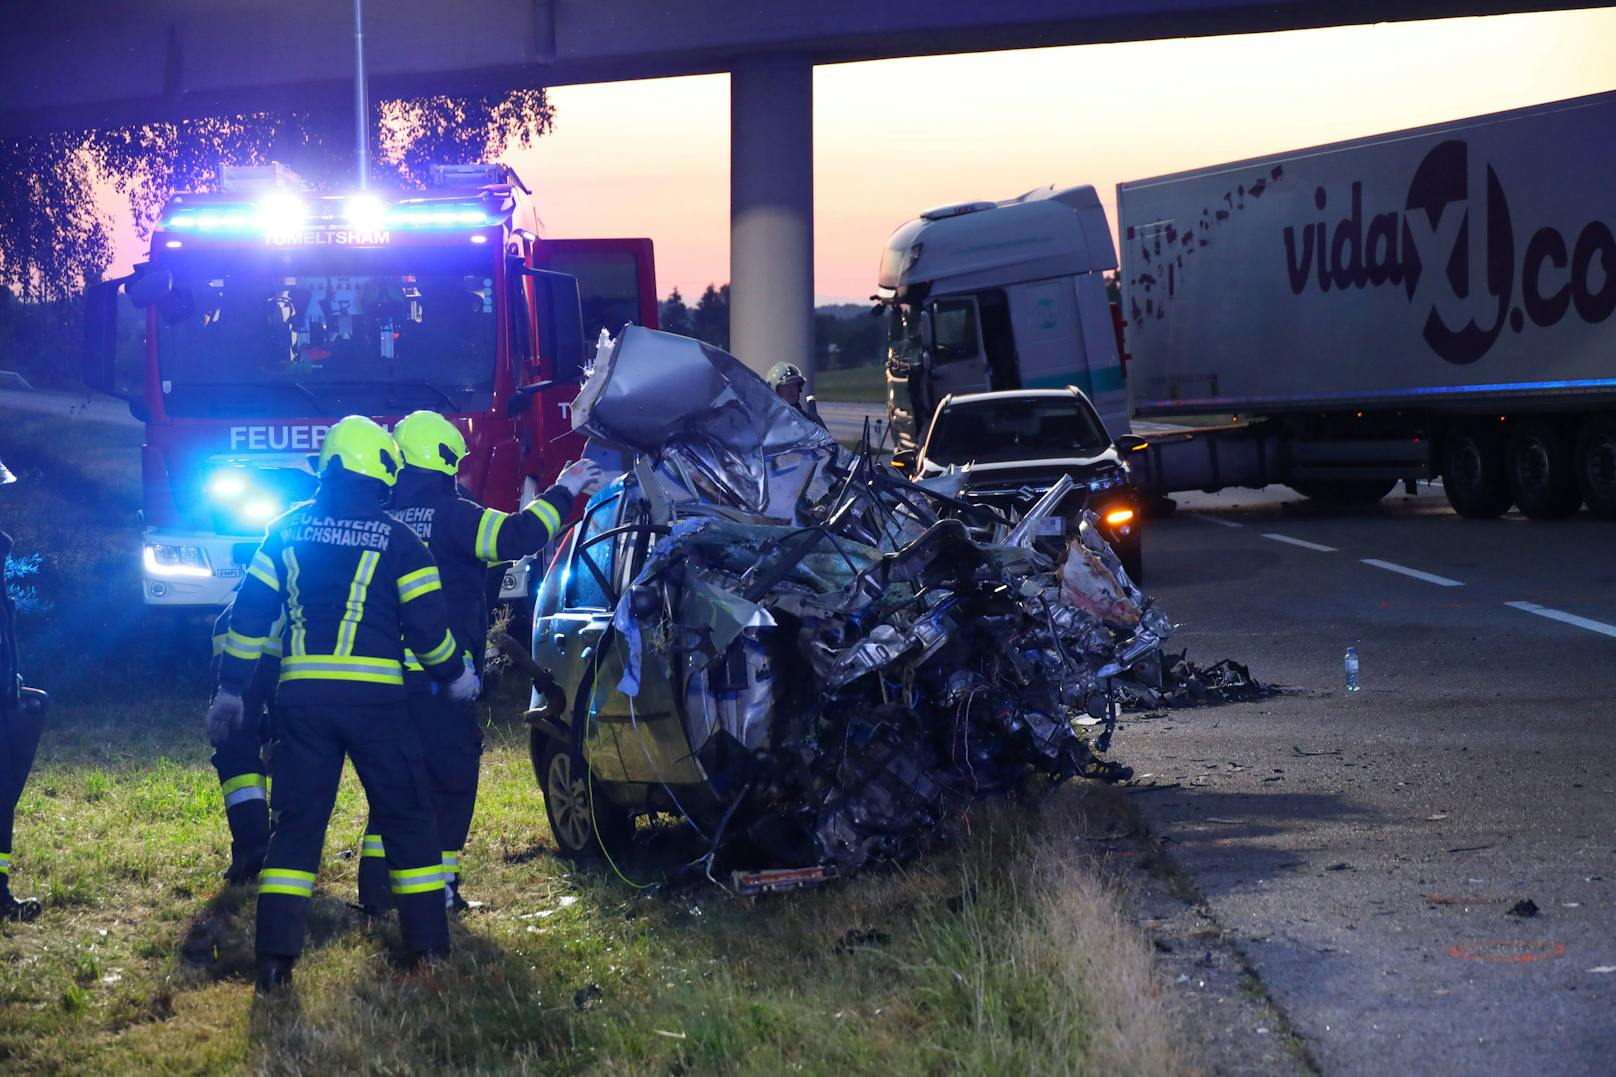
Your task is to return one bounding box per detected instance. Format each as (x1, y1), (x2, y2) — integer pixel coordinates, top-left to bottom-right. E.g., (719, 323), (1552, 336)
(529, 326), (1174, 879)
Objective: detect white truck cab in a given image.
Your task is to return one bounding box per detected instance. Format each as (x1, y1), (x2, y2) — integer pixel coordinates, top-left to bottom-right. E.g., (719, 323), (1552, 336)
(877, 185), (1130, 449)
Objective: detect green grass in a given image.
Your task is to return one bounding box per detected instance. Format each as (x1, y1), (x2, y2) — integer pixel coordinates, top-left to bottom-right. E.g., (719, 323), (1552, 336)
(814, 365), (889, 406)
(0, 693), (1188, 1075)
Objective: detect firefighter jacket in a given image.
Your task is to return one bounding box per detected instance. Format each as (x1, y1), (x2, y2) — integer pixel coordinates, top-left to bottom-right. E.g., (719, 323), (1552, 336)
(0, 531), (18, 712)
(211, 602), (285, 700)
(387, 467), (576, 690)
(218, 473), (462, 704)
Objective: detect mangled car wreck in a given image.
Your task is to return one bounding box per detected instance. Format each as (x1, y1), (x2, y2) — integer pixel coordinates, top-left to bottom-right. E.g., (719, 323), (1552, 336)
(524, 326), (1172, 885)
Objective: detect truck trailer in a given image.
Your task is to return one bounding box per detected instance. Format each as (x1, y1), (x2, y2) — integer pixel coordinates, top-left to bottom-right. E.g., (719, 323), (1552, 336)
(1120, 90), (1615, 518)
(879, 90), (1616, 521)
(83, 163), (658, 610)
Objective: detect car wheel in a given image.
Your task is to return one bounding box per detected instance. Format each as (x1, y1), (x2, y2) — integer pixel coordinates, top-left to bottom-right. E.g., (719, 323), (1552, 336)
(1441, 427), (1513, 519)
(536, 725), (633, 863)
(1575, 416), (1616, 520)
(1508, 420), (1582, 520)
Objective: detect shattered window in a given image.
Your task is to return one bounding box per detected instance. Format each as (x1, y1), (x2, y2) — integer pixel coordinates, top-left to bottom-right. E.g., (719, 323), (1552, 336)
(565, 494), (620, 609)
(925, 396), (1111, 465)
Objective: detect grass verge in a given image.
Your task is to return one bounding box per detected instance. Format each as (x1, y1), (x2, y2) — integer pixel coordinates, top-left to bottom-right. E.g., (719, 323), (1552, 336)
(0, 691), (1190, 1075)
(814, 365), (889, 405)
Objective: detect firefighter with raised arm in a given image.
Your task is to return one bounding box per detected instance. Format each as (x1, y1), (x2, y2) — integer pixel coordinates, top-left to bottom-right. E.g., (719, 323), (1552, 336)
(207, 416), (476, 993)
(356, 410), (603, 913)
(0, 457), (46, 922)
(207, 602), (285, 883)
(766, 362), (826, 428)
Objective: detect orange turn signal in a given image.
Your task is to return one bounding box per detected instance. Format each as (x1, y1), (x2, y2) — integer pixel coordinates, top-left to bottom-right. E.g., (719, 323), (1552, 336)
(1103, 508), (1136, 528)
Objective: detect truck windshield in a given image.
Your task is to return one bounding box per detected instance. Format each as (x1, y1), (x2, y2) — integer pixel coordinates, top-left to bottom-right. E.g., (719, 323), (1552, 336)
(926, 397), (1111, 465)
(154, 247), (498, 418)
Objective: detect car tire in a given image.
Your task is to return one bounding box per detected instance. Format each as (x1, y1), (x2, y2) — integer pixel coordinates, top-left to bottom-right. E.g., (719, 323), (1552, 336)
(1440, 427), (1514, 519)
(535, 724), (633, 863)
(1575, 416), (1616, 520)
(1508, 420), (1583, 520)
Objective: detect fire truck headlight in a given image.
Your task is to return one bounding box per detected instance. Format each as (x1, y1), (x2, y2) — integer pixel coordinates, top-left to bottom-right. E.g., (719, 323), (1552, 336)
(256, 193), (307, 234)
(144, 543), (212, 578)
(343, 194), (389, 232)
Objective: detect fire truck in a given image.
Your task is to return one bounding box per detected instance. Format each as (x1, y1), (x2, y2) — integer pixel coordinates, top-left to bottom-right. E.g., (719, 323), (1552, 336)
(84, 163), (657, 610)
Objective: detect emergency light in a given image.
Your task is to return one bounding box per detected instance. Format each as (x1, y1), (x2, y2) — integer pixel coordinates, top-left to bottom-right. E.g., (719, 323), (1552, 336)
(160, 195), (498, 234)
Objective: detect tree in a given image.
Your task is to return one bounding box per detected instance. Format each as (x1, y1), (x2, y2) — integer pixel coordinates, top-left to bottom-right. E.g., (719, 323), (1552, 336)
(0, 90), (556, 303)
(690, 284), (730, 351)
(658, 287), (694, 337)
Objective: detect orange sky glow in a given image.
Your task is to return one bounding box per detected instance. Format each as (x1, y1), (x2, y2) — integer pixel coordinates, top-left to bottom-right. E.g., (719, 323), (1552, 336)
(110, 8), (1616, 305)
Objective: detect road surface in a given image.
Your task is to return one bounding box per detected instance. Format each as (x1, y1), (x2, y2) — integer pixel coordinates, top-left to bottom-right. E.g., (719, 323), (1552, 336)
(1127, 483), (1616, 1076)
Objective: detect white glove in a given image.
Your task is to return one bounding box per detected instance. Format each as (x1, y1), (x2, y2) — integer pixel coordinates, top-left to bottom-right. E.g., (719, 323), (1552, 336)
(555, 459), (606, 499)
(446, 666), (480, 703)
(207, 691), (245, 747)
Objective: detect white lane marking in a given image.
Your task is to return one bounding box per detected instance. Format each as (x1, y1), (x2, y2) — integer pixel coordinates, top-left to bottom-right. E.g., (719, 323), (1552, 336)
(1361, 558), (1465, 587)
(1262, 533), (1337, 553)
(1505, 601), (1616, 639)
(1189, 513), (1244, 529)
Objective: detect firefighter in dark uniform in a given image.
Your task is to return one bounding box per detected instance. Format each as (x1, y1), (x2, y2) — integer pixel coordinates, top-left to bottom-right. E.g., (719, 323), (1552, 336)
(357, 410), (602, 912)
(207, 416), (477, 992)
(766, 361), (826, 428)
(1, 456), (47, 922)
(208, 602), (285, 882)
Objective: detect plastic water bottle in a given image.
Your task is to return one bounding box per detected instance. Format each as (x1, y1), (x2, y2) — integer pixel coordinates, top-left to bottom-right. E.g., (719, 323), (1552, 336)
(1343, 646), (1360, 693)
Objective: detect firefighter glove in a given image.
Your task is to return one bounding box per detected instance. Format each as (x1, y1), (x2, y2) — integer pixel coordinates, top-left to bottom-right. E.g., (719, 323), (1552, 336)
(556, 459), (605, 499)
(207, 690), (246, 747)
(446, 666), (480, 704)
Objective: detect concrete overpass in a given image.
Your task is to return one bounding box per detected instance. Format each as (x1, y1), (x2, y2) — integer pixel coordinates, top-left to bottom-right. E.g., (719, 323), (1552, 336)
(3, 2), (1599, 374)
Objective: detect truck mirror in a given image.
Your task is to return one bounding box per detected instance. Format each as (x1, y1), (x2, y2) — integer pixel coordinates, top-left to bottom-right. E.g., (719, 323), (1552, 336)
(125, 268), (173, 308)
(919, 308), (935, 352)
(82, 278), (146, 404)
(521, 266), (586, 384)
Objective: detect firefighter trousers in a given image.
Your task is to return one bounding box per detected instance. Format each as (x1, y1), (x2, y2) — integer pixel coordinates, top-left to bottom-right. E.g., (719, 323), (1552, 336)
(211, 684), (273, 870)
(0, 694), (45, 892)
(358, 690), (482, 909)
(257, 701), (447, 959)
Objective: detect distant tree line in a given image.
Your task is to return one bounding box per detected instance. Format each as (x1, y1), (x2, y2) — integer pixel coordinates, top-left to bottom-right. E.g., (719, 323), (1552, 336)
(659, 286), (884, 369)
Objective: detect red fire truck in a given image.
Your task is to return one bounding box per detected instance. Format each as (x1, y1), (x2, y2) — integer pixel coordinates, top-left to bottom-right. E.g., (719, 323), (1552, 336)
(84, 163), (656, 611)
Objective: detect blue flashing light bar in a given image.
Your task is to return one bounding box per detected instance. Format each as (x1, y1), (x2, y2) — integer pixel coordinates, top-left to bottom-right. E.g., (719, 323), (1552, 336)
(160, 195), (499, 235)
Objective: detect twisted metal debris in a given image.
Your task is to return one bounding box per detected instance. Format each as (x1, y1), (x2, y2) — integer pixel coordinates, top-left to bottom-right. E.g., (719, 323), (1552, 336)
(568, 327), (1176, 877)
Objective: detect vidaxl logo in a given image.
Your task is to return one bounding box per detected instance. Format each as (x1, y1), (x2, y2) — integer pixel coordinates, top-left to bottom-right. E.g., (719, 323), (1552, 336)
(1282, 139), (1616, 364)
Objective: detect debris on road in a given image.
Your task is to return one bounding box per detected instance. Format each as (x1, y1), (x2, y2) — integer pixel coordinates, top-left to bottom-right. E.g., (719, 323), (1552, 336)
(564, 327), (1237, 881)
(1507, 899), (1541, 918)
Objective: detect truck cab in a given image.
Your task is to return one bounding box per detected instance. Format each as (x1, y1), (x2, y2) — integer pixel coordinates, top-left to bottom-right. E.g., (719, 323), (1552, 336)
(84, 163), (657, 610)
(877, 186), (1130, 450)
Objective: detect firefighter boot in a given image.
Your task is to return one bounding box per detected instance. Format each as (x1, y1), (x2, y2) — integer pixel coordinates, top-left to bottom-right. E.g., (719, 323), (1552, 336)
(255, 954), (295, 994)
(224, 801), (271, 884)
(0, 881), (42, 923)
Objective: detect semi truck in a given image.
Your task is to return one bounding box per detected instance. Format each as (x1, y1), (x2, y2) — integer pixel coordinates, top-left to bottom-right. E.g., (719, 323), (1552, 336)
(880, 90), (1616, 520)
(83, 163), (658, 610)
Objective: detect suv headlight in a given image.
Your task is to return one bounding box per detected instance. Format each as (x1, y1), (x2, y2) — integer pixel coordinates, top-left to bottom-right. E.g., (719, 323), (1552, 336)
(144, 543), (212, 578)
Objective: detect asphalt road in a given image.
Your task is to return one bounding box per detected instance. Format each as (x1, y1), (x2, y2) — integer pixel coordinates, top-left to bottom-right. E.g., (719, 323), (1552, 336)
(1124, 483), (1616, 1076)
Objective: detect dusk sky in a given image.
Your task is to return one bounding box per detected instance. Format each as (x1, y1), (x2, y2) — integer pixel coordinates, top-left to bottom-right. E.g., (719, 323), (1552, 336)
(110, 8), (1616, 306)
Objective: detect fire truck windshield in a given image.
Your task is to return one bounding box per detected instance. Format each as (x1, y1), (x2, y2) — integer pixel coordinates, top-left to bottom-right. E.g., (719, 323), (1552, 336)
(153, 247), (497, 418)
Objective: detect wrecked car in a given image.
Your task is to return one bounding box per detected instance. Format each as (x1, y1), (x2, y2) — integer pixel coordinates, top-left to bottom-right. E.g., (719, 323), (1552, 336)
(526, 327), (1171, 880)
(893, 388), (1147, 581)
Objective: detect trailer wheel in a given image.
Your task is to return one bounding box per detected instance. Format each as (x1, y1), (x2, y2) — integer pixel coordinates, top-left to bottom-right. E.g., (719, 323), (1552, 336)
(1440, 428), (1513, 518)
(1508, 421), (1583, 520)
(1575, 417), (1616, 520)
(1288, 480), (1395, 505)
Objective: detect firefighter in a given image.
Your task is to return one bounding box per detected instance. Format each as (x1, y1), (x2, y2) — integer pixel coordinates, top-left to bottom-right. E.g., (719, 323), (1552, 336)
(356, 410), (603, 913)
(765, 362), (826, 427)
(1, 457), (46, 922)
(207, 416), (477, 993)
(208, 601), (285, 883)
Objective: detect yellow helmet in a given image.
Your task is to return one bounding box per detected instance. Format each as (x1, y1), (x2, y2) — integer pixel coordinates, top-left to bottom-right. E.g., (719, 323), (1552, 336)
(392, 410), (468, 476)
(317, 416), (402, 487)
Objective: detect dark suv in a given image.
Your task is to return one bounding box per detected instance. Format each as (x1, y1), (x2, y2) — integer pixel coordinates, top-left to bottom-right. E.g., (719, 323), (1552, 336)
(895, 388), (1145, 580)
